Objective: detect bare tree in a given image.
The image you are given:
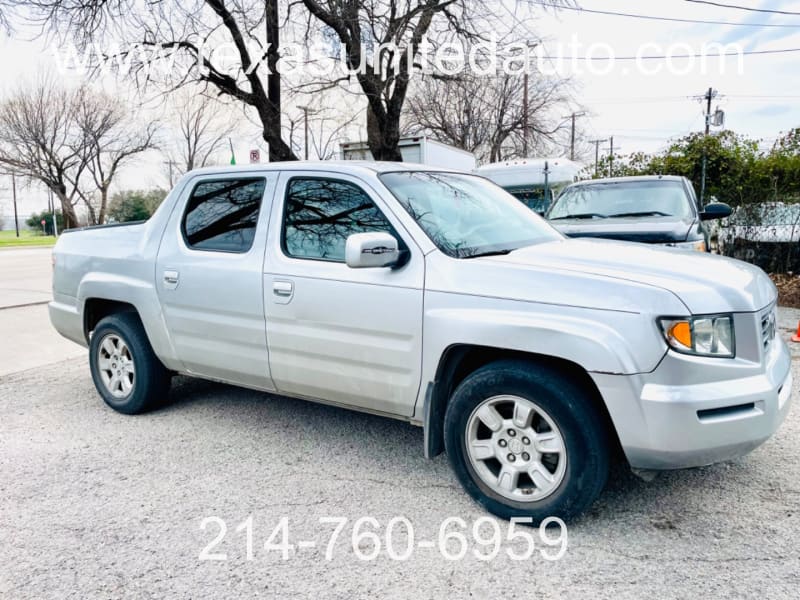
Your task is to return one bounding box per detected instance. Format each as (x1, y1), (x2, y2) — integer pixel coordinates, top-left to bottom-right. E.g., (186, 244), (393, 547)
(297, 0), (481, 161)
(0, 77), (158, 227)
(406, 72), (572, 163)
(163, 92), (237, 185)
(24, 0), (571, 163)
(290, 107), (363, 160)
(0, 78), (86, 228)
(293, 0), (572, 160)
(0, 0), (15, 32)
(24, 0), (297, 161)
(74, 90), (158, 224)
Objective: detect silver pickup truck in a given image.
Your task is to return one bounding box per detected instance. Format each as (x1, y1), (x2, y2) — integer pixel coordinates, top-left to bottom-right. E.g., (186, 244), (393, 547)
(50, 162), (793, 523)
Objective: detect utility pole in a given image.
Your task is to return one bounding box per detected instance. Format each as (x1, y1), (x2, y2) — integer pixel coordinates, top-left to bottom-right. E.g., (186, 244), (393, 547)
(304, 107), (310, 160)
(562, 112), (586, 161)
(522, 73), (529, 157)
(298, 106), (314, 160)
(11, 172), (19, 237)
(608, 136), (615, 177)
(543, 160), (551, 207)
(699, 87), (718, 206)
(589, 139), (608, 178)
(49, 188), (58, 237)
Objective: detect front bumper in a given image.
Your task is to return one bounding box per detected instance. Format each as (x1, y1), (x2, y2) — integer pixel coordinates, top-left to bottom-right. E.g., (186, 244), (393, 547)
(592, 337), (793, 470)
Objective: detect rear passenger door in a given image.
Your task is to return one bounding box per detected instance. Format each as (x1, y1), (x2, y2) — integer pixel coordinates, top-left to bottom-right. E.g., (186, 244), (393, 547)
(155, 173), (277, 390)
(263, 172), (424, 417)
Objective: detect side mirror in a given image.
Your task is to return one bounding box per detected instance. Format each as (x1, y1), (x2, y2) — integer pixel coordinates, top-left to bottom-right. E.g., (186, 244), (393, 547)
(345, 232), (400, 269)
(700, 202), (732, 221)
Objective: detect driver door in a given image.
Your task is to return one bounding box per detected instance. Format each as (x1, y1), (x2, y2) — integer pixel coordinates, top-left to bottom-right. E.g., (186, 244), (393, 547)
(263, 171), (424, 417)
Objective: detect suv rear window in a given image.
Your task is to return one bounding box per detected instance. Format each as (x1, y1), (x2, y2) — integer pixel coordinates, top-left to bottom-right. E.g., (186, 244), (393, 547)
(182, 178), (266, 252)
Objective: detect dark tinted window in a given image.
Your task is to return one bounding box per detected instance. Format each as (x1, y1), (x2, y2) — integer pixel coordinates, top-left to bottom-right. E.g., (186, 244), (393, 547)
(183, 178), (266, 252)
(283, 178), (395, 261)
(508, 187), (551, 214)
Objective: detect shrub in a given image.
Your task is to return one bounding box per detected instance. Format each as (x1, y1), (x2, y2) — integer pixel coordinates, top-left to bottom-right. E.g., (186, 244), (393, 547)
(26, 210), (64, 235)
(107, 189), (167, 223)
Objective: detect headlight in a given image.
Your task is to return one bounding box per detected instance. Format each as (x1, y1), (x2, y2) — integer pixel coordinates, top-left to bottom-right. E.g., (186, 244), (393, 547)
(664, 240), (707, 252)
(658, 315), (735, 358)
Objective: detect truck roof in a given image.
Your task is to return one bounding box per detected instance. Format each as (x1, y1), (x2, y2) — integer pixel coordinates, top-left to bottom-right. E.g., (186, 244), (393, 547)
(569, 175), (686, 186)
(185, 160), (460, 178)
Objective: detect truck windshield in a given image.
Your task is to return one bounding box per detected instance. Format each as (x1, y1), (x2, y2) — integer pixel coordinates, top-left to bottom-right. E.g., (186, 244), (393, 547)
(548, 180), (693, 221)
(380, 171), (561, 259)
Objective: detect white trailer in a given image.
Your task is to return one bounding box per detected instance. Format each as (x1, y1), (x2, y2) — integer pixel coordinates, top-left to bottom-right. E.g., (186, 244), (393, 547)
(475, 158), (583, 214)
(340, 137), (476, 171)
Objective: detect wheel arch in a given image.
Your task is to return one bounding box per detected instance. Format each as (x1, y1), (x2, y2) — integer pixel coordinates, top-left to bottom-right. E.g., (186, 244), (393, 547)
(77, 272), (181, 370)
(423, 344), (624, 462)
(83, 298), (139, 342)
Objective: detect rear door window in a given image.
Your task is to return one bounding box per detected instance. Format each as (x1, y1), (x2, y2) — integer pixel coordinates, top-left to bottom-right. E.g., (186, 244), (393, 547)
(182, 178), (266, 252)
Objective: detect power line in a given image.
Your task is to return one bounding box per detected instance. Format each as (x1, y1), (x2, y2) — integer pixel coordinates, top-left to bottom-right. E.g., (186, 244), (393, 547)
(497, 2), (582, 106)
(525, 0), (800, 28)
(685, 0), (800, 16)
(725, 94), (800, 99)
(582, 94), (800, 104)
(560, 47), (800, 60)
(501, 3), (800, 61)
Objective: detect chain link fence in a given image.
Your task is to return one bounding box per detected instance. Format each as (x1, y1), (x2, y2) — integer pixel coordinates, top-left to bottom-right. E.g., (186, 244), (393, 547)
(717, 202), (800, 273)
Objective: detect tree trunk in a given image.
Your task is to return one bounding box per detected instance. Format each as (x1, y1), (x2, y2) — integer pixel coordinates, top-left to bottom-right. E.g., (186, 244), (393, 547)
(84, 196), (98, 225)
(98, 188), (108, 225)
(265, 0), (286, 162)
(366, 103), (403, 162)
(55, 190), (79, 229)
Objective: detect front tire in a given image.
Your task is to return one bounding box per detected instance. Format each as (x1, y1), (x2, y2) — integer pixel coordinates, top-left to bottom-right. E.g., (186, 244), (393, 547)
(444, 360), (609, 523)
(89, 312), (171, 415)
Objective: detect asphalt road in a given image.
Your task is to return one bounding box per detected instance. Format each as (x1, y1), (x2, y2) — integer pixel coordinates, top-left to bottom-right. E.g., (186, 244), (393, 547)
(1, 356), (799, 599)
(0, 248), (85, 375)
(0, 247), (53, 308)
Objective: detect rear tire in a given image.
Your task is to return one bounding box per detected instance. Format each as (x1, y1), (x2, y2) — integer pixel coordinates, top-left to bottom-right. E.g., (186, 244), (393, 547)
(89, 312), (171, 415)
(444, 360), (609, 523)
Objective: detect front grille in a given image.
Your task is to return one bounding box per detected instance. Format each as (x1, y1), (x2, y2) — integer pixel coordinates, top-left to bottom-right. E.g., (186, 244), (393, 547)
(760, 305), (777, 351)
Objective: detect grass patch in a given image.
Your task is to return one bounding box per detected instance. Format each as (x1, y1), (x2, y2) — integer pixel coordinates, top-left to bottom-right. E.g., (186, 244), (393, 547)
(0, 230), (57, 248)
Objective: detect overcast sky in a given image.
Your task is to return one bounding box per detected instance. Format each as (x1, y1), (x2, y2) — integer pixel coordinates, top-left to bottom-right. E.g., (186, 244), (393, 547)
(537, 0), (800, 154)
(1, 0), (799, 223)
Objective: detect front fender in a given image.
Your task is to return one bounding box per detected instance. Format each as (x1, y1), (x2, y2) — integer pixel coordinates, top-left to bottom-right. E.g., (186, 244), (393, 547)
(426, 308), (642, 375)
(414, 292), (668, 422)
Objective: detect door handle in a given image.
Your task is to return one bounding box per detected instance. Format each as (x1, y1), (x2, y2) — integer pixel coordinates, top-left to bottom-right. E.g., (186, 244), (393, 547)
(273, 281), (294, 297)
(163, 270), (179, 288)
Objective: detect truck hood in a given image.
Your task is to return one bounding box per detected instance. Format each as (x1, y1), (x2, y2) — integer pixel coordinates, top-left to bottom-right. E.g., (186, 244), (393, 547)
(550, 216), (693, 244)
(481, 238), (777, 314)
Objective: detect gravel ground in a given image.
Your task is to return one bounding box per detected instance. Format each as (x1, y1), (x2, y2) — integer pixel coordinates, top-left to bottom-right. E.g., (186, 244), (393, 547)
(1, 356), (799, 599)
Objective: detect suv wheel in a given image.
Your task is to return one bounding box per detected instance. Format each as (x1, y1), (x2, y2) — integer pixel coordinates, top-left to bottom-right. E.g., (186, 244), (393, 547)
(444, 360), (609, 523)
(89, 312), (171, 414)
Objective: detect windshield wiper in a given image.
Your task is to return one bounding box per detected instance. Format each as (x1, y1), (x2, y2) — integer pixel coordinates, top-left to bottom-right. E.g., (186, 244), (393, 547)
(607, 211), (671, 218)
(550, 213), (608, 221)
(463, 249), (515, 259)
